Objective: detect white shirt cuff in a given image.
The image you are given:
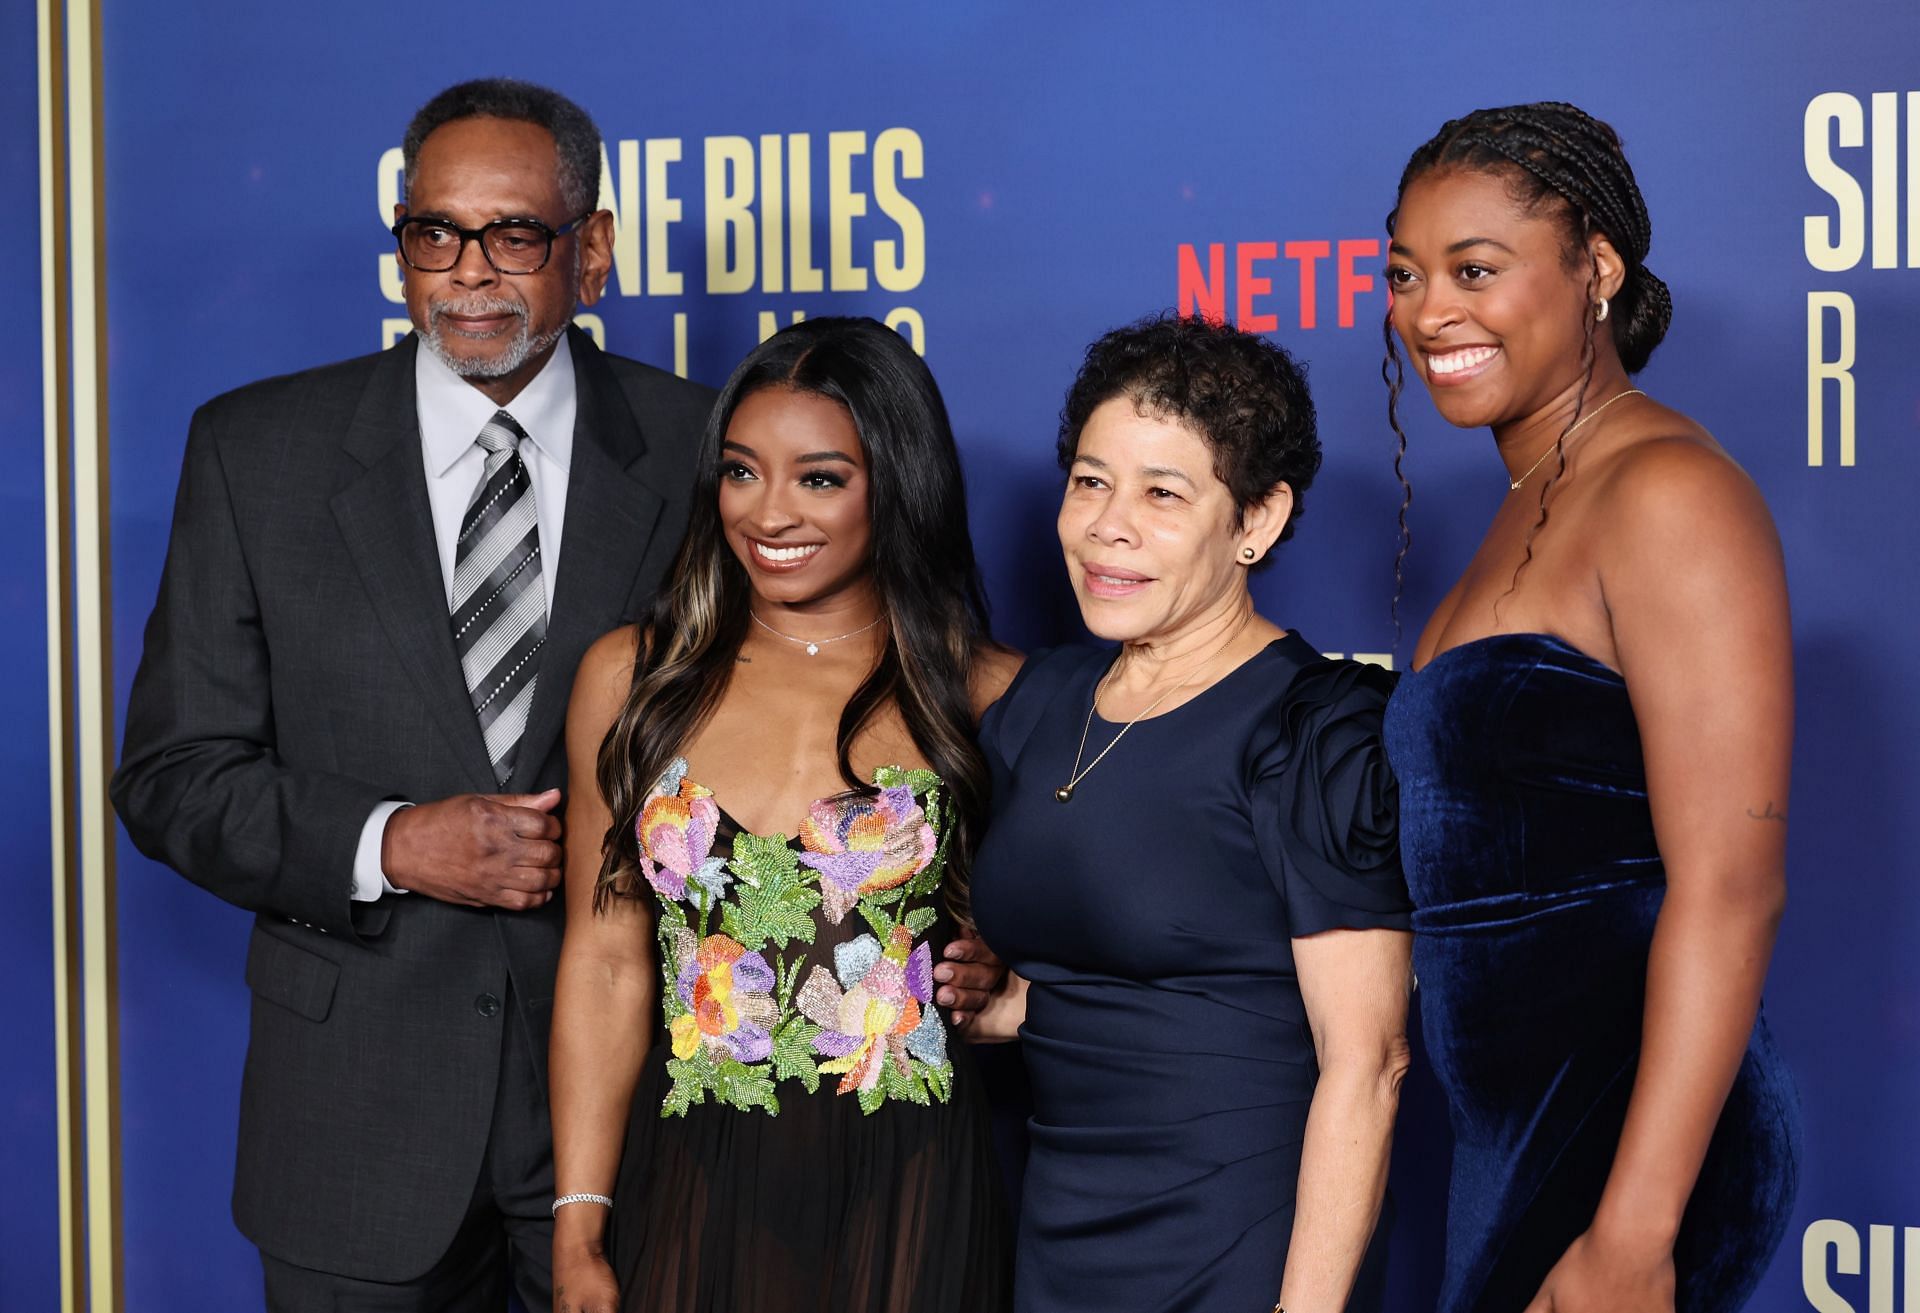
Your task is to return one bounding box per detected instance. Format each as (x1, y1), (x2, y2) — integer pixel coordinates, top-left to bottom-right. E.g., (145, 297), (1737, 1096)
(352, 801), (413, 901)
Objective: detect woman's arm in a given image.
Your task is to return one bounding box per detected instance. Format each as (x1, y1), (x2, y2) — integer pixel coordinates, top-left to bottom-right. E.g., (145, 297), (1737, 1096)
(549, 629), (659, 1313)
(1526, 442), (1792, 1313)
(1278, 926), (1413, 1312)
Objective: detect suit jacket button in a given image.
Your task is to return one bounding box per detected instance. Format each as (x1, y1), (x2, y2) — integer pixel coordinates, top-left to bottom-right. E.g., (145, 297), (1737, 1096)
(475, 993), (501, 1018)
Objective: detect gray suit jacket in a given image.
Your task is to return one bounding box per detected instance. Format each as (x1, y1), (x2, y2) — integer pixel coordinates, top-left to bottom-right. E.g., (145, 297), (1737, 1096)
(111, 328), (713, 1281)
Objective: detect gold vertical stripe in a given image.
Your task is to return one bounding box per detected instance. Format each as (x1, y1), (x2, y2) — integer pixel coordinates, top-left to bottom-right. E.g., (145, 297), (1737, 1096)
(37, 1), (84, 1311)
(66, 0), (122, 1307)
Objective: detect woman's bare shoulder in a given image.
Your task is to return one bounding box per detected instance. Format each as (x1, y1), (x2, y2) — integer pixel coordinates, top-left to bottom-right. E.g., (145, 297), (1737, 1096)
(970, 643), (1026, 720)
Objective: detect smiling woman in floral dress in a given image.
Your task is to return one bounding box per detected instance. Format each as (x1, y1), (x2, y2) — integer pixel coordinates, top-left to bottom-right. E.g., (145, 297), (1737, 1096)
(547, 317), (1018, 1313)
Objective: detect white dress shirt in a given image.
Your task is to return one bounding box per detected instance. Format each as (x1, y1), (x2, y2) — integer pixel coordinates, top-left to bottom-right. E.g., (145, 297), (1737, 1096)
(350, 334), (579, 901)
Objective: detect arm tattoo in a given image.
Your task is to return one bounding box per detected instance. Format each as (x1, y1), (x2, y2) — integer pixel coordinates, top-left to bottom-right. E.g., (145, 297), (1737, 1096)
(1745, 801), (1788, 823)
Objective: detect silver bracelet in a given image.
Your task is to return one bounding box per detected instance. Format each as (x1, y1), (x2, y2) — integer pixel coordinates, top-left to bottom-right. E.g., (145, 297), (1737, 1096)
(551, 1192), (614, 1215)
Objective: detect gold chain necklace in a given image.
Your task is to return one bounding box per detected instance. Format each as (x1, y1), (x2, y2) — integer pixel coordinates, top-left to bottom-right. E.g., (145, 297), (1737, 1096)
(1509, 388), (1646, 491)
(1053, 665), (1192, 804)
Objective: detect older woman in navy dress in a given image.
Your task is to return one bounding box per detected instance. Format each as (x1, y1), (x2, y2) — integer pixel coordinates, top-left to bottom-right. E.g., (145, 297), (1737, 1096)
(968, 314), (1413, 1313)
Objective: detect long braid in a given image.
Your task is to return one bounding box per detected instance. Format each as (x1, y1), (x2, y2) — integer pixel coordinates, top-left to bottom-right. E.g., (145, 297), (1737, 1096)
(1382, 306), (1414, 649)
(1502, 247), (1602, 614)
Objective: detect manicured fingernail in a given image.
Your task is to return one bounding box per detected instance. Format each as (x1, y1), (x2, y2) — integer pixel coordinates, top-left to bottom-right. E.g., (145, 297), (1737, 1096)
(937, 988), (955, 1006)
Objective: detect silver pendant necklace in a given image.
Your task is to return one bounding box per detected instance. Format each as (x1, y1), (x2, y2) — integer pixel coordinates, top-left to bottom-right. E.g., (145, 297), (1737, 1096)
(749, 609), (884, 656)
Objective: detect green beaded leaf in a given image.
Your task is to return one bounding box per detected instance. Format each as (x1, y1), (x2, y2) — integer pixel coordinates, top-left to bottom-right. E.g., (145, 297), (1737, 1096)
(873, 764), (941, 795)
(661, 1054), (712, 1117)
(857, 900), (897, 940)
(771, 1018), (822, 1094)
(657, 938), (689, 1020)
(856, 1082), (887, 1115)
(714, 1059), (780, 1115)
(879, 1057), (931, 1107)
(919, 1059), (954, 1104)
(721, 833), (820, 951)
(902, 905), (939, 937)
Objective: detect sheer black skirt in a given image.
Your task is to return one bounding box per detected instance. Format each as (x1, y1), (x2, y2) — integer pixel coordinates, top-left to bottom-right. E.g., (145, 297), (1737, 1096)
(606, 1038), (1012, 1313)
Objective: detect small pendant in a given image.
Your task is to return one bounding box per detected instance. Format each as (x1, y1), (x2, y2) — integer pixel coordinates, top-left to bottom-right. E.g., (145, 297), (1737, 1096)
(1054, 786), (1074, 803)
(805, 642), (820, 656)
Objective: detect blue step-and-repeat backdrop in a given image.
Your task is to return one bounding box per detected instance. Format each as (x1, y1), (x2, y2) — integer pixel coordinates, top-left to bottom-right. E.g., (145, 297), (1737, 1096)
(8, 1), (1917, 1308)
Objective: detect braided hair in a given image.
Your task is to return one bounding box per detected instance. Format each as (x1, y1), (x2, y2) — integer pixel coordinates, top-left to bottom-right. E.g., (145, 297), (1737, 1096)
(1382, 102), (1672, 636)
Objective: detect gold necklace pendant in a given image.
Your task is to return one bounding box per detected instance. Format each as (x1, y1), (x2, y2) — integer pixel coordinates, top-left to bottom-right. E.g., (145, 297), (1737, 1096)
(1053, 667), (1186, 803)
(1509, 388), (1646, 492)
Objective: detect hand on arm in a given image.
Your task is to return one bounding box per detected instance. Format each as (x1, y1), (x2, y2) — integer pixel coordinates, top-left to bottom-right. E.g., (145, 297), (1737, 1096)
(1524, 444), (1791, 1313)
(935, 934), (1011, 1027)
(549, 628), (658, 1313)
(1278, 926), (1412, 1313)
(946, 935), (1028, 1042)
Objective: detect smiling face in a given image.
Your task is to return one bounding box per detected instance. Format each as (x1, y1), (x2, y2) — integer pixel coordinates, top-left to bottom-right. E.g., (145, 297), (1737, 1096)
(1057, 397), (1285, 644)
(718, 386), (875, 613)
(1386, 167), (1620, 430)
(397, 115), (613, 403)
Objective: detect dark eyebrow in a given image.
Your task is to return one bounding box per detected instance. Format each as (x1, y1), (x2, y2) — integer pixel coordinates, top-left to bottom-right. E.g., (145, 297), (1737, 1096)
(1141, 464), (1196, 488)
(721, 441), (857, 466)
(1071, 453), (1110, 469)
(1388, 236), (1517, 258)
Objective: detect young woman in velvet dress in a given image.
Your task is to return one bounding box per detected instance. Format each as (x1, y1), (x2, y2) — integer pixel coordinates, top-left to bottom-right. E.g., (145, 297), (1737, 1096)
(1379, 103), (1800, 1312)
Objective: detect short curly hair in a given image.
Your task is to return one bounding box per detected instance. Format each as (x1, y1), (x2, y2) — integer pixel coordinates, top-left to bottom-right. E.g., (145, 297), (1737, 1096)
(1057, 313), (1321, 545)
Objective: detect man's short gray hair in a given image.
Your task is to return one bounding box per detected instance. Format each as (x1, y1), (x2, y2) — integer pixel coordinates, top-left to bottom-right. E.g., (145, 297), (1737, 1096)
(402, 78), (602, 216)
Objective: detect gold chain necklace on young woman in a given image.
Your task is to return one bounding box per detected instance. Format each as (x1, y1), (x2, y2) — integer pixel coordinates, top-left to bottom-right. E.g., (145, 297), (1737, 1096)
(1508, 388), (1646, 491)
(749, 610), (884, 656)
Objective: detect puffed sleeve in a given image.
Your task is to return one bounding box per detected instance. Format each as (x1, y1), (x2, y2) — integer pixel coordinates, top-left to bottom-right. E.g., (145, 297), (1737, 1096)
(1248, 658), (1412, 937)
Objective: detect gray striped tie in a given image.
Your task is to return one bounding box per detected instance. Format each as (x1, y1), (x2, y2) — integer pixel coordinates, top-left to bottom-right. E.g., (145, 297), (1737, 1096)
(452, 411), (546, 785)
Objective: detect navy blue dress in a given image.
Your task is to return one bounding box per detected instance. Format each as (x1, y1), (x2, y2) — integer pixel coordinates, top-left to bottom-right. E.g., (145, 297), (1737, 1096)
(1383, 633), (1801, 1312)
(971, 636), (1412, 1313)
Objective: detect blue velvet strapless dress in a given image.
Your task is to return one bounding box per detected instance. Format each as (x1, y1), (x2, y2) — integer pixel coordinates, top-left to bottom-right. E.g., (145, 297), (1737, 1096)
(1383, 633), (1800, 1312)
(972, 636), (1411, 1313)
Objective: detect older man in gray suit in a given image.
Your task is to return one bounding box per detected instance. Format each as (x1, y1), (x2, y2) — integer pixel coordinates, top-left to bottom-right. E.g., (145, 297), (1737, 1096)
(113, 80), (707, 1311)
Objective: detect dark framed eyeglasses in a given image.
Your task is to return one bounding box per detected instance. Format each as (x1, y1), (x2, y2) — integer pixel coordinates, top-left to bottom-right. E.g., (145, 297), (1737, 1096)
(390, 211), (594, 275)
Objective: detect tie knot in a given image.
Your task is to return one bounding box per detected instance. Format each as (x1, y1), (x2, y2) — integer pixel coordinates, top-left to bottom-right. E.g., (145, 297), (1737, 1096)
(476, 410), (528, 457)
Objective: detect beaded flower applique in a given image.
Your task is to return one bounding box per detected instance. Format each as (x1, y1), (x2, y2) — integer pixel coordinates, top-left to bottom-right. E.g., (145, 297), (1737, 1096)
(639, 759), (956, 1117)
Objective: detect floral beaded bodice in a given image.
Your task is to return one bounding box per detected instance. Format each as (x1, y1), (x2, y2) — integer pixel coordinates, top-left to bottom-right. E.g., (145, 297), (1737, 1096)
(636, 758), (957, 1118)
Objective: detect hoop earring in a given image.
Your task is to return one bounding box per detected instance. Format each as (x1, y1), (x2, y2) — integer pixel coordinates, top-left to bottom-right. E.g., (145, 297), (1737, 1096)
(1240, 547), (1258, 562)
(1594, 297), (1610, 323)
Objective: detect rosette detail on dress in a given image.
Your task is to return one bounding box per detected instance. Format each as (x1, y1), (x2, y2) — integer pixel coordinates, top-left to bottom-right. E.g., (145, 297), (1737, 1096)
(1248, 658), (1409, 934)
(636, 759), (728, 903)
(797, 925), (948, 1094)
(667, 930), (779, 1063)
(796, 784), (937, 923)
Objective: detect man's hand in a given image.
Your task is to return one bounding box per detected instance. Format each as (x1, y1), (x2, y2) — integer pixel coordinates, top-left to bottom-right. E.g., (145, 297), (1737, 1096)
(381, 789), (564, 910)
(935, 934), (1008, 1026)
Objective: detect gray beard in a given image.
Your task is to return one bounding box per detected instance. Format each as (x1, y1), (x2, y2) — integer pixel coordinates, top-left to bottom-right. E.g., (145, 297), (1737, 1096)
(422, 300), (570, 380)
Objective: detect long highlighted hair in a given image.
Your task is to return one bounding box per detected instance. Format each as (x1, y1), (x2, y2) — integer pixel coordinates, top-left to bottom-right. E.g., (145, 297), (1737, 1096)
(594, 317), (994, 928)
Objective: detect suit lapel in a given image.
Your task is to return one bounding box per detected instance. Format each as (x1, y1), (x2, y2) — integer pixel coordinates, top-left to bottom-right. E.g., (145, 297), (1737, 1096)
(508, 329), (669, 790)
(330, 337), (500, 793)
